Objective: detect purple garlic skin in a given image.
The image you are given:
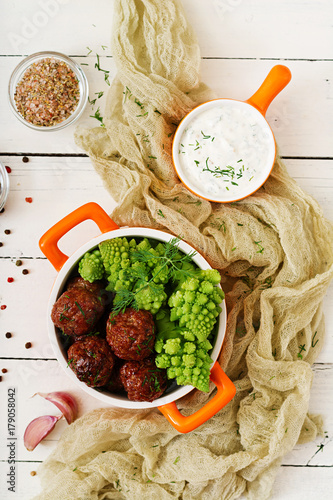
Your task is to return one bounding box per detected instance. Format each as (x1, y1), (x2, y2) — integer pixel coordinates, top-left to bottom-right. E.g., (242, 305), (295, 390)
(34, 391), (78, 424)
(24, 415), (63, 451)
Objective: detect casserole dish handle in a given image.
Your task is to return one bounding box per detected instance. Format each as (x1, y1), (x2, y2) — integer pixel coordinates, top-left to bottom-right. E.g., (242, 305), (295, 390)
(39, 202), (119, 271)
(158, 361), (236, 433)
(245, 64), (291, 116)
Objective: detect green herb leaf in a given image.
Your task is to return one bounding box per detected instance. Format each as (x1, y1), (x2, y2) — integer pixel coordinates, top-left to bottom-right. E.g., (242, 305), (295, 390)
(75, 301), (86, 317)
(90, 107), (105, 127)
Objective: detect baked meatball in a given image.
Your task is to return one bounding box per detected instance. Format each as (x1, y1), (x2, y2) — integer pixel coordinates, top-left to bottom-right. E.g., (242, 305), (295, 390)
(106, 308), (155, 361)
(67, 276), (105, 295)
(120, 358), (167, 402)
(103, 358), (124, 393)
(51, 287), (105, 337)
(67, 336), (115, 387)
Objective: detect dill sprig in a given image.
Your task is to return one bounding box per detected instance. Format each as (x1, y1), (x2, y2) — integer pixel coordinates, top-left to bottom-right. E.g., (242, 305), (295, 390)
(89, 107), (105, 127)
(111, 238), (197, 314)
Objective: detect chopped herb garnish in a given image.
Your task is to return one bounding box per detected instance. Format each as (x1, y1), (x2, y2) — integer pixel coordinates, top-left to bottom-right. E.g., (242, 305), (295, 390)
(311, 331), (319, 348)
(90, 107), (105, 127)
(123, 86), (132, 103)
(254, 241), (264, 254)
(297, 344), (306, 359)
(186, 200), (202, 206)
(134, 97), (144, 108)
(173, 456), (180, 464)
(59, 313), (70, 322)
(93, 370), (100, 385)
(157, 209), (165, 218)
(75, 301), (86, 316)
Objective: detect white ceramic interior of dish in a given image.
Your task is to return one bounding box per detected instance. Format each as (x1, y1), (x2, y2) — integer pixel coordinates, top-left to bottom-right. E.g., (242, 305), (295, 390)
(172, 99), (276, 203)
(47, 227), (227, 409)
(8, 51), (89, 131)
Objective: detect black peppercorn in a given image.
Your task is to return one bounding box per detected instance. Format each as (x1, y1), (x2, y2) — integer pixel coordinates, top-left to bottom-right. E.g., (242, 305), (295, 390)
(25, 342), (32, 349)
(16, 260), (23, 266)
(5, 332), (12, 338)
(4, 229), (11, 235)
(22, 269), (29, 275)
(22, 156), (29, 163)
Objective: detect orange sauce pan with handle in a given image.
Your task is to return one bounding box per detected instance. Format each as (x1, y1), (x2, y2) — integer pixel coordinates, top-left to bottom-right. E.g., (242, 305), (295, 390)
(39, 202), (236, 433)
(172, 65), (292, 203)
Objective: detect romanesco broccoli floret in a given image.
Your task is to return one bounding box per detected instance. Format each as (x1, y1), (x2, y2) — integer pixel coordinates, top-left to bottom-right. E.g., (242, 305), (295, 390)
(197, 269), (221, 284)
(154, 309), (214, 392)
(78, 249), (104, 283)
(134, 283), (168, 314)
(167, 271), (224, 342)
(99, 237), (137, 292)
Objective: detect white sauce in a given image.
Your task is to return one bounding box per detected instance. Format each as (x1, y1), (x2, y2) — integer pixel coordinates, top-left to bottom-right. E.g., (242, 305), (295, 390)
(175, 100), (275, 201)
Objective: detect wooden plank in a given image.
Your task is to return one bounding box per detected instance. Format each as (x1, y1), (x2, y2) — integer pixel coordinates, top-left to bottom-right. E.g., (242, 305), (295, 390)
(271, 466), (333, 500)
(2, 55), (116, 154)
(1, 57), (332, 156)
(0, 462), (332, 500)
(0, 157), (332, 362)
(0, 362), (331, 463)
(1, 0), (332, 59)
(201, 59), (333, 158)
(2, 157), (332, 255)
(1, 255), (331, 363)
(282, 365), (333, 466)
(0, 461), (42, 499)
(0, 156), (116, 258)
(0, 360), (112, 463)
(0, 0), (332, 497)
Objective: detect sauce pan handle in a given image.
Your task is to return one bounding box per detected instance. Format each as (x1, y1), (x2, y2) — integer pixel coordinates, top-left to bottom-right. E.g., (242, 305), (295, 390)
(39, 202), (119, 271)
(158, 361), (236, 433)
(246, 65), (291, 116)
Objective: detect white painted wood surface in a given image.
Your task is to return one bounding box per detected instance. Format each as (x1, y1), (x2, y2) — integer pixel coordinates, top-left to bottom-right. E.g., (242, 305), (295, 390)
(0, 1), (332, 498)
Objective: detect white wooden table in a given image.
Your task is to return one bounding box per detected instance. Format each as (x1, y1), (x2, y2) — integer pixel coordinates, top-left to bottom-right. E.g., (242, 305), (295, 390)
(0, 1), (332, 498)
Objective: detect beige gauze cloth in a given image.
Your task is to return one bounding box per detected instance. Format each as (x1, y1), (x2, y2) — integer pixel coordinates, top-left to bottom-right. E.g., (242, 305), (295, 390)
(35, 1), (333, 499)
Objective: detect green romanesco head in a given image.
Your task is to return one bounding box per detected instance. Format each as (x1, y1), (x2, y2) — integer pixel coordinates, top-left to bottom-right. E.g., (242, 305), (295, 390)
(78, 249), (104, 283)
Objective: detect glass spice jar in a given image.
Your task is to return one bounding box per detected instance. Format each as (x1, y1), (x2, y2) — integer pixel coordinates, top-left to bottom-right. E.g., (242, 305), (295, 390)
(0, 161), (10, 211)
(8, 51), (89, 131)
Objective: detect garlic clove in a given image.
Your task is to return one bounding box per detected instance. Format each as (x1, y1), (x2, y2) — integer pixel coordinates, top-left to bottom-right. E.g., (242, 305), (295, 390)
(34, 391), (78, 424)
(24, 415), (63, 451)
